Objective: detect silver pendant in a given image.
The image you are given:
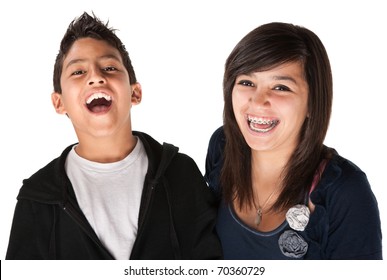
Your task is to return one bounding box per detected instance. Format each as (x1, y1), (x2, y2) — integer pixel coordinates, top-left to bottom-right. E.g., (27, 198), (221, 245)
(255, 208), (262, 225)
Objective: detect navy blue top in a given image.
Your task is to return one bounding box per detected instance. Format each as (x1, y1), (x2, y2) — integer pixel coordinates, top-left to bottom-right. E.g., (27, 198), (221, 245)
(205, 126), (382, 260)
(217, 201), (295, 259)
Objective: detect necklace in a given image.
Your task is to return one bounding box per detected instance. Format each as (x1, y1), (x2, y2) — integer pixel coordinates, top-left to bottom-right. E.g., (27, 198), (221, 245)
(254, 188), (278, 226)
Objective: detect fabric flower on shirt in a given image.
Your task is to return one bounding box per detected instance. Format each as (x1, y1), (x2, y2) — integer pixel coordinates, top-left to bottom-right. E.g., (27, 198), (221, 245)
(286, 204), (310, 231)
(278, 230), (308, 258)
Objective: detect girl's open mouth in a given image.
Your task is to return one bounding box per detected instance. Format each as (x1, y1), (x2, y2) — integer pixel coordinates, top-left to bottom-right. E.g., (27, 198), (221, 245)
(247, 115), (279, 133)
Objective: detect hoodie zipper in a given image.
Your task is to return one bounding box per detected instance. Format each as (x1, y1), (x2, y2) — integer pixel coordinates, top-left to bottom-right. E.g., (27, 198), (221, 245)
(129, 177), (156, 259)
(62, 202), (114, 259)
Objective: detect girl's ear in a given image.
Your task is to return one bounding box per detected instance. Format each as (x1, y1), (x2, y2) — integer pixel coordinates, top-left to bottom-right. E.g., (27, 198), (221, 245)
(131, 83), (142, 105)
(51, 92), (67, 114)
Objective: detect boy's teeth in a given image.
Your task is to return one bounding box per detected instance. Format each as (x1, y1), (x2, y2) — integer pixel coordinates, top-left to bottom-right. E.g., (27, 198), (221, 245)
(86, 93), (111, 104)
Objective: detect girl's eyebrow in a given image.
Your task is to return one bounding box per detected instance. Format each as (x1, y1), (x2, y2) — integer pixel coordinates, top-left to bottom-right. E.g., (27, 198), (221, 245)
(272, 75), (298, 84)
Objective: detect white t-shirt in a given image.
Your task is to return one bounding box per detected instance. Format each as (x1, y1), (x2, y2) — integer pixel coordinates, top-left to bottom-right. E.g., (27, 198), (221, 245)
(65, 138), (148, 259)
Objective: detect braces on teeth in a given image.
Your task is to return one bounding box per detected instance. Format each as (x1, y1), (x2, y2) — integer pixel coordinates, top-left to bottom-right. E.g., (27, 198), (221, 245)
(248, 116), (278, 125)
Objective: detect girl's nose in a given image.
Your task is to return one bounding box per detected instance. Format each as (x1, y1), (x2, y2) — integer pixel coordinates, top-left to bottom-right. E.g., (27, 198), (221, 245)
(250, 89), (271, 107)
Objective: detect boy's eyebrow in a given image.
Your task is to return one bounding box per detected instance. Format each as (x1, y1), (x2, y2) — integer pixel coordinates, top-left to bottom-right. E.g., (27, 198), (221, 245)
(64, 54), (122, 70)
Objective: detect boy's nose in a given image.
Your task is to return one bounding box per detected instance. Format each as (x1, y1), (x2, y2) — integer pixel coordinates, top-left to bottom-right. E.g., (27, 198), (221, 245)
(88, 69), (106, 85)
(88, 79), (105, 85)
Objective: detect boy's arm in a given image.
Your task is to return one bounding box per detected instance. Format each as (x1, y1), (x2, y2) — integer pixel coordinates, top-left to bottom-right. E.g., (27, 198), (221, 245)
(6, 200), (51, 260)
(170, 154), (223, 259)
(191, 183), (223, 260)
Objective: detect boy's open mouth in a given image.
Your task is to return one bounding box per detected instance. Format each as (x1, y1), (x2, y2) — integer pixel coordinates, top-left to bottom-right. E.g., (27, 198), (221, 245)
(247, 115), (280, 133)
(86, 92), (112, 113)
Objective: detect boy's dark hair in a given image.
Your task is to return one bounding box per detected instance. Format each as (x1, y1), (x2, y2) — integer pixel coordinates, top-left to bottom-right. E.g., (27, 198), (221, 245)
(53, 12), (137, 93)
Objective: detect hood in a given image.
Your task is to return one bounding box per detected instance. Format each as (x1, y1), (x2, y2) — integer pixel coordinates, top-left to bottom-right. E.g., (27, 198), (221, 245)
(17, 131), (179, 206)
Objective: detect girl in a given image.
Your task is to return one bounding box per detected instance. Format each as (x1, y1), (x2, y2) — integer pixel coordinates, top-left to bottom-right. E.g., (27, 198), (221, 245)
(205, 22), (382, 259)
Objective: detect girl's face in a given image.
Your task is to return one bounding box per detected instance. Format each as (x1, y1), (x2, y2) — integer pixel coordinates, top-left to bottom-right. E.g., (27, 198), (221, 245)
(232, 61), (309, 156)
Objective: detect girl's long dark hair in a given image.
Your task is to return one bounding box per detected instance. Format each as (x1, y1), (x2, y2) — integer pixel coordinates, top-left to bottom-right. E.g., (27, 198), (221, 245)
(221, 22), (333, 211)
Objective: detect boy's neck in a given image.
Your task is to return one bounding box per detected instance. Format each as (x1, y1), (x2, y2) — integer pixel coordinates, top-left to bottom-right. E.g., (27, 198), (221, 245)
(74, 133), (138, 163)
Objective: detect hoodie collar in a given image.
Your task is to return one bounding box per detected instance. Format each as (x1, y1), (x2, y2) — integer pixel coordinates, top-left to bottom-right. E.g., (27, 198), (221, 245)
(17, 131), (179, 206)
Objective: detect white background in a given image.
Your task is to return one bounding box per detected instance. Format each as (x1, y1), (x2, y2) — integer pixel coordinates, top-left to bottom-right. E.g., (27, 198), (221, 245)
(1, 0), (385, 274)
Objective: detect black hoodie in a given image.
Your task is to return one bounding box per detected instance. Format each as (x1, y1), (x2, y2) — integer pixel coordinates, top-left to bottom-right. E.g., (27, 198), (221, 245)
(6, 131), (223, 259)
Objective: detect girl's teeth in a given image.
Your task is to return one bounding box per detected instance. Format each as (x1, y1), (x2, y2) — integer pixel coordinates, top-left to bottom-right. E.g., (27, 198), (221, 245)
(247, 115), (279, 133)
(248, 116), (277, 125)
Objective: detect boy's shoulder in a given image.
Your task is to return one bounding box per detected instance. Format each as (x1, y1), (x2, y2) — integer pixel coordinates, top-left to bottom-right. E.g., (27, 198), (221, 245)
(134, 130), (197, 173)
(17, 144), (75, 204)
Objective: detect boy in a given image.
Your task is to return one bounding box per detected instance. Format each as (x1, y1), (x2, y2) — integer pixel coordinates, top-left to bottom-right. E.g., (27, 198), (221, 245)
(6, 12), (222, 260)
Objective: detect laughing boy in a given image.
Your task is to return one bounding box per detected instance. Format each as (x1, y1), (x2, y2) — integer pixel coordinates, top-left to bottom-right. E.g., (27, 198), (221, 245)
(6, 12), (222, 260)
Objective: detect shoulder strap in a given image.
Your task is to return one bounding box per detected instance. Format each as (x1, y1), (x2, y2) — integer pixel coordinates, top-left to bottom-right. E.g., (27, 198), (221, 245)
(309, 159), (328, 195)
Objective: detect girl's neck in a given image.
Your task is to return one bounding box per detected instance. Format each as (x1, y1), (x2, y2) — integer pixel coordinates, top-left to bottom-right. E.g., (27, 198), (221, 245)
(251, 150), (288, 178)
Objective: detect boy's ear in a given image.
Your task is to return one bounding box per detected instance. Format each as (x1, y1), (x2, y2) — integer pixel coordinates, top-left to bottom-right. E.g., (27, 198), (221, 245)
(51, 92), (67, 114)
(131, 83), (142, 105)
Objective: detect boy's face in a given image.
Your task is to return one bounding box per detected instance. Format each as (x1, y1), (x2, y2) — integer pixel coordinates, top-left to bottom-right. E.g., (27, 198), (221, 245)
(51, 38), (141, 140)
